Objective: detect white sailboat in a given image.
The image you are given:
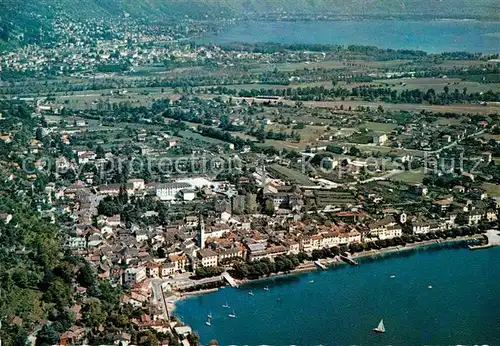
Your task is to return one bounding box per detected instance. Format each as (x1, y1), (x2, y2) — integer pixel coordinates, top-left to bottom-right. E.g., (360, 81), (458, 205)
(248, 290), (254, 296)
(207, 312), (213, 319)
(263, 286), (269, 291)
(222, 302), (230, 308)
(205, 318), (212, 326)
(228, 310), (236, 318)
(372, 319), (385, 333)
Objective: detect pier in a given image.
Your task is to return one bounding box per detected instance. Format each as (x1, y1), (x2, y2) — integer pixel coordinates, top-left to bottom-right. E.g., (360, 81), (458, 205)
(222, 271), (239, 288)
(469, 229), (500, 250)
(314, 260), (327, 270)
(340, 255), (359, 266)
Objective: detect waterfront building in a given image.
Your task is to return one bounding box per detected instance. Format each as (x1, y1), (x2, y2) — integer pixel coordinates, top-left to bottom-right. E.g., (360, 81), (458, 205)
(197, 249), (219, 268)
(285, 240), (300, 254)
(161, 262), (176, 277)
(218, 247), (245, 262)
(407, 217), (432, 234)
(367, 216), (402, 239)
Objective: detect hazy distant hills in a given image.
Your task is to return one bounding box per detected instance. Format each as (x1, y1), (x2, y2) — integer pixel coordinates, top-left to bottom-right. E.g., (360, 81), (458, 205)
(5, 0), (500, 20)
(137, 0), (500, 20)
(0, 0), (499, 49)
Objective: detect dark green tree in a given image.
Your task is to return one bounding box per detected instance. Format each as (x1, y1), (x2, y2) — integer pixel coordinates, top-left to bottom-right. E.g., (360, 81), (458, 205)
(82, 300), (107, 328)
(43, 278), (72, 309)
(264, 199), (275, 216)
(77, 263), (96, 288)
(36, 324), (60, 346)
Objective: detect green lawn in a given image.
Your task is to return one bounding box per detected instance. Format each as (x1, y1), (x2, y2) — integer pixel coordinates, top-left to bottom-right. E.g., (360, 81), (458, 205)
(435, 117), (465, 126)
(482, 183), (500, 197)
(360, 122), (397, 133)
(268, 164), (314, 186)
(391, 170), (426, 184)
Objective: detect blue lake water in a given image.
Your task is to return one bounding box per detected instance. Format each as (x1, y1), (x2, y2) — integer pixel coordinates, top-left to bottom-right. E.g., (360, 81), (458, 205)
(199, 20), (500, 53)
(175, 244), (500, 345)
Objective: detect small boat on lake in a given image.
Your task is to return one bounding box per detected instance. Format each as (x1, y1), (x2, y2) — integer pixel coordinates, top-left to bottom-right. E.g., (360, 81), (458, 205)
(207, 312), (212, 319)
(205, 319), (211, 326)
(263, 286), (269, 291)
(309, 280), (314, 284)
(228, 310), (236, 318)
(222, 302), (230, 308)
(373, 319), (385, 333)
(248, 291), (254, 296)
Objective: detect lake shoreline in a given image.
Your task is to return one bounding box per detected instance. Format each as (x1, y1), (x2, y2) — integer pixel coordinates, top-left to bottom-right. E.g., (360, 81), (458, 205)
(197, 20), (500, 53)
(170, 234), (482, 312)
(175, 240), (500, 344)
(234, 234), (482, 286)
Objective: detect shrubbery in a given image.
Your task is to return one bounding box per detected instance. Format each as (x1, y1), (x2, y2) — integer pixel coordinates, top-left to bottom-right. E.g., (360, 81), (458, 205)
(194, 266), (224, 279)
(231, 254), (304, 279)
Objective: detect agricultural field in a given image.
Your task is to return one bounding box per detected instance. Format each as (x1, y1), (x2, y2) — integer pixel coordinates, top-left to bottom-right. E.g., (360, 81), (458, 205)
(298, 99), (500, 115)
(249, 59), (410, 73)
(223, 95), (500, 115)
(429, 60), (496, 69)
(256, 139), (303, 150)
(360, 122), (397, 133)
(54, 88), (181, 110)
(481, 133), (500, 141)
(482, 183), (500, 197)
(435, 117), (466, 126)
(214, 83), (292, 90)
(268, 163), (315, 186)
(374, 77), (500, 94)
(264, 123), (328, 143)
(391, 170), (426, 184)
(178, 130), (232, 146)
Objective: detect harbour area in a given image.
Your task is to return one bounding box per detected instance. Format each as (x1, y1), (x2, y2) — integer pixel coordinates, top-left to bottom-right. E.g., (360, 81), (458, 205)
(165, 233), (485, 301)
(469, 229), (500, 250)
(167, 233), (485, 309)
(175, 245), (500, 345)
(313, 260), (327, 270)
(157, 234), (488, 325)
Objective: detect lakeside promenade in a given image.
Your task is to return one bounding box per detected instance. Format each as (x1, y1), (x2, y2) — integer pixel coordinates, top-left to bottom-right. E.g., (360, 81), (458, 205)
(168, 234), (484, 306)
(168, 233), (492, 342)
(243, 234), (483, 284)
(175, 245), (500, 345)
